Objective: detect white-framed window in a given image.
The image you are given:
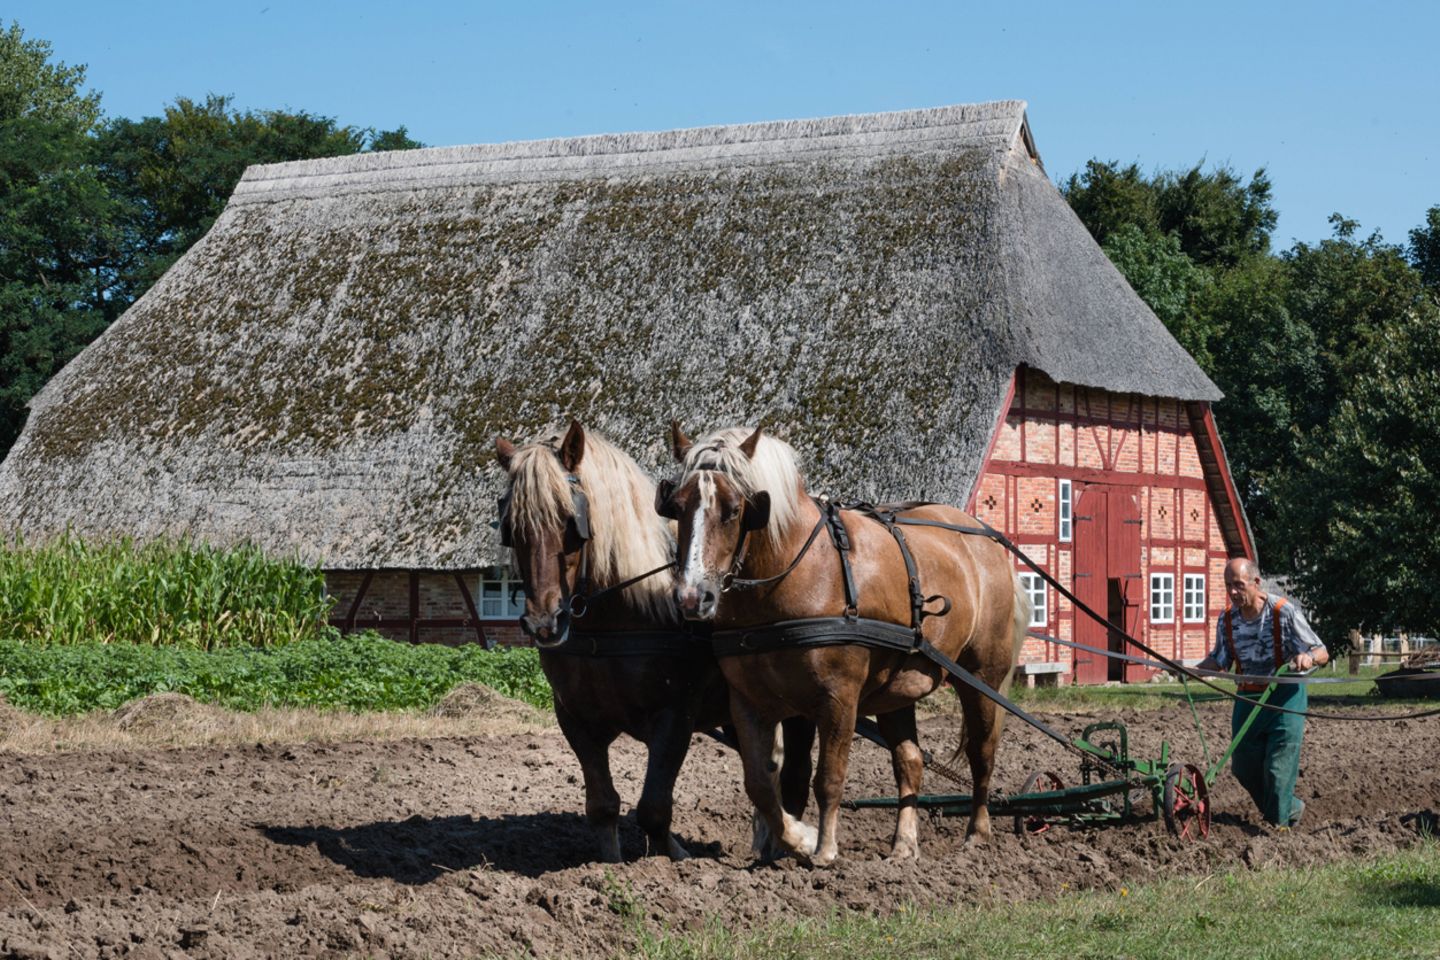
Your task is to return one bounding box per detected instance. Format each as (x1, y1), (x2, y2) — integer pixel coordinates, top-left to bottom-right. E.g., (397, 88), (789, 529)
(1019, 572), (1047, 627)
(1058, 479), (1073, 542)
(1150, 573), (1175, 623)
(1183, 574), (1206, 622)
(480, 567), (526, 618)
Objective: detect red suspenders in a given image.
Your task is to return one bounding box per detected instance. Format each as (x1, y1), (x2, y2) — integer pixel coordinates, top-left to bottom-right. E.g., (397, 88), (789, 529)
(1224, 597), (1288, 692)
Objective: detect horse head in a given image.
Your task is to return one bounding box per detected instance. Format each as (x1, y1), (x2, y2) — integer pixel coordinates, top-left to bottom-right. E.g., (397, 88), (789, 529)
(495, 420), (592, 647)
(660, 422), (780, 621)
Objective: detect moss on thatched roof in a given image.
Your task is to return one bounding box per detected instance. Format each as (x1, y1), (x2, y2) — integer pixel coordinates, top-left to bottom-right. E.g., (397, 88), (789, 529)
(0, 101), (1219, 569)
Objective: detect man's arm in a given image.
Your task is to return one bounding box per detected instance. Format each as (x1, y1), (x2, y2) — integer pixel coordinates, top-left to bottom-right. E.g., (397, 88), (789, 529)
(1285, 605), (1329, 670)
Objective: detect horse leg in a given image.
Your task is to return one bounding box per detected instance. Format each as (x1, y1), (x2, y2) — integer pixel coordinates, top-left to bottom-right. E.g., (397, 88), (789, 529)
(730, 692), (818, 860)
(876, 706), (923, 860)
(810, 697), (860, 868)
(779, 715), (816, 822)
(554, 702), (623, 863)
(635, 709), (696, 860)
(752, 717), (815, 861)
(956, 689), (1004, 843)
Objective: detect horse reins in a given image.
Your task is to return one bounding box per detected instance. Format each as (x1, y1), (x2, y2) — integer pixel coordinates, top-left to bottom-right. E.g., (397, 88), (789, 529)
(703, 492), (1440, 724)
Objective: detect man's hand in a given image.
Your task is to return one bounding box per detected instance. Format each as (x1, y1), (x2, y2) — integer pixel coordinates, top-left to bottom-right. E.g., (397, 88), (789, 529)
(1290, 652), (1316, 672)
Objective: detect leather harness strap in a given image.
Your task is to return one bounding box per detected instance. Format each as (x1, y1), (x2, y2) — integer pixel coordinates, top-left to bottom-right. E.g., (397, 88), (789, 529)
(1224, 597), (1289, 692)
(544, 628), (709, 658)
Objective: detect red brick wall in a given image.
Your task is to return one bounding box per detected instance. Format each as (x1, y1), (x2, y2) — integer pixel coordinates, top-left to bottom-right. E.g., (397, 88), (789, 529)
(324, 570), (530, 648)
(974, 368), (1236, 684)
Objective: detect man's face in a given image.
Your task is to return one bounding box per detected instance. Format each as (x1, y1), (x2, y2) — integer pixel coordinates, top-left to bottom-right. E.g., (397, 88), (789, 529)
(1225, 564), (1261, 609)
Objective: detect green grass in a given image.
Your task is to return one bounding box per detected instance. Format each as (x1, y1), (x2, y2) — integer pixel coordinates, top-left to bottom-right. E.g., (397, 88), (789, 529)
(1010, 664), (1418, 712)
(0, 631), (552, 714)
(0, 534), (333, 649)
(632, 844), (1440, 960)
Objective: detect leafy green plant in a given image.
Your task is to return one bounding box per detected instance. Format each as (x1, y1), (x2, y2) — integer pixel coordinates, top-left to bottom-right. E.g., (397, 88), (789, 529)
(0, 631), (552, 714)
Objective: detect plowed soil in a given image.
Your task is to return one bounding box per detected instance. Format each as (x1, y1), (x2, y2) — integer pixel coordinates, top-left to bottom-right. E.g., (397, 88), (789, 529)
(1, 701), (1436, 959)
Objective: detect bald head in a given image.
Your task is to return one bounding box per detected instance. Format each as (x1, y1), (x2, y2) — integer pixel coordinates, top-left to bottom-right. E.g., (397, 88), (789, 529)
(1224, 557), (1264, 614)
(1225, 558), (1260, 582)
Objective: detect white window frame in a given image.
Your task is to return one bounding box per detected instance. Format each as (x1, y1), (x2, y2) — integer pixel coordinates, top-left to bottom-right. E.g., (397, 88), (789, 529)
(1150, 573), (1175, 624)
(1058, 479), (1073, 543)
(1019, 572), (1047, 628)
(1182, 573), (1206, 623)
(479, 567), (527, 619)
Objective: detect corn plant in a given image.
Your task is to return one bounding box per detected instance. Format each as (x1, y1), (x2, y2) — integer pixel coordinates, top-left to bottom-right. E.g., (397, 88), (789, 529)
(0, 534), (333, 649)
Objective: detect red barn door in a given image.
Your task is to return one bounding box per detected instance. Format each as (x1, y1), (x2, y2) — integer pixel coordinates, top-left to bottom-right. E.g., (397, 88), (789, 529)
(1072, 486), (1109, 684)
(1108, 490), (1150, 682)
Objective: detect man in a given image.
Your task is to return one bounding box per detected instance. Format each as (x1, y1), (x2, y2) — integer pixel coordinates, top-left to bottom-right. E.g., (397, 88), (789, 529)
(1193, 558), (1328, 828)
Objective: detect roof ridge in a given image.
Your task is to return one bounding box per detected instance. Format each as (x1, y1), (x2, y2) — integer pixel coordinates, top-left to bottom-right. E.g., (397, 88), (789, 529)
(232, 100), (1027, 200)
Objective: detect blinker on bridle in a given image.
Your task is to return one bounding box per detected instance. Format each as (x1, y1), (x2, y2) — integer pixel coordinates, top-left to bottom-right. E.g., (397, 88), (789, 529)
(495, 474), (595, 618)
(658, 469), (772, 593)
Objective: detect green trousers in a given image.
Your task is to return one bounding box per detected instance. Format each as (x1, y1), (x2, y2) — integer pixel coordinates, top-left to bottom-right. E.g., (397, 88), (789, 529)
(1230, 681), (1307, 826)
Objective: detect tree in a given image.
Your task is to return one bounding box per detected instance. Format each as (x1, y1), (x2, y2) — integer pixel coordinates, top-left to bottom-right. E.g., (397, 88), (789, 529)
(92, 95), (370, 303)
(0, 21), (115, 456)
(1101, 224), (1216, 368)
(1277, 300), (1440, 642)
(1061, 159), (1276, 269)
(1409, 205), (1440, 292)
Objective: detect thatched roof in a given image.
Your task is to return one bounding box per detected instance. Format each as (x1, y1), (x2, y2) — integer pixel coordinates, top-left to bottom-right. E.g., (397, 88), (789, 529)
(0, 100), (1222, 569)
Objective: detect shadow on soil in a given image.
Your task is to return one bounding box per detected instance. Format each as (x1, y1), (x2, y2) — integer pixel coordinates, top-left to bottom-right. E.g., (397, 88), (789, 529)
(263, 813), (723, 882)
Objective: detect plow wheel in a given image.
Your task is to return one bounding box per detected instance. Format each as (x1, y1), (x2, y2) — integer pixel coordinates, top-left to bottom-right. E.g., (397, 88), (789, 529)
(1013, 770), (1066, 836)
(1163, 763), (1211, 840)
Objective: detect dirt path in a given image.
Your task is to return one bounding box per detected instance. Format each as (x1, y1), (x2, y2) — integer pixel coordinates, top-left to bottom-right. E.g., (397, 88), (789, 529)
(1, 702), (1436, 959)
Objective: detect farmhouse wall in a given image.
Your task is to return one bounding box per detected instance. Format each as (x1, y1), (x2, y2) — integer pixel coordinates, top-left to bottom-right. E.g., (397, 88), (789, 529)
(325, 571), (527, 648)
(972, 368), (1234, 686)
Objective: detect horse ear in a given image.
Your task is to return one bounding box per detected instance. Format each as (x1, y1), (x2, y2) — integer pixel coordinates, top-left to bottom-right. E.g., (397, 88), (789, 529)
(741, 491), (771, 532)
(670, 420), (692, 462)
(654, 478), (680, 519)
(739, 426), (764, 460)
(559, 420), (585, 472)
(495, 437), (517, 471)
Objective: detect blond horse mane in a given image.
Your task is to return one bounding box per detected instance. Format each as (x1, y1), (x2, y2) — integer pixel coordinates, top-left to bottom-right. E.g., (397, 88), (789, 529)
(679, 427), (806, 547)
(507, 428), (678, 625)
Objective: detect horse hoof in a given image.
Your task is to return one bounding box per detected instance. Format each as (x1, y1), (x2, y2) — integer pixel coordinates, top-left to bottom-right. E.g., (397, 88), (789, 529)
(795, 823), (819, 857)
(886, 842), (920, 862)
(666, 836), (692, 861)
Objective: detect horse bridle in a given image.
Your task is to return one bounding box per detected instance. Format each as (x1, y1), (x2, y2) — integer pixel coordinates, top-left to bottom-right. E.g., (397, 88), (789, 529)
(496, 474), (595, 617)
(656, 470), (788, 593)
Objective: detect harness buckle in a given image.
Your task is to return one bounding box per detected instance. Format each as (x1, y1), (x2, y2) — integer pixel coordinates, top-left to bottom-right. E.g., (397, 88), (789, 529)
(843, 604), (859, 623)
(566, 593), (589, 618)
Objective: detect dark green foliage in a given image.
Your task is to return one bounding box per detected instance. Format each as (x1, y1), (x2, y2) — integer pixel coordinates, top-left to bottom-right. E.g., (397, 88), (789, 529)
(1067, 158), (1440, 641)
(0, 631), (551, 715)
(1061, 159), (1276, 268)
(0, 21), (424, 463)
(1407, 205), (1440, 292)
(0, 21), (115, 456)
(92, 94), (375, 307)
(1101, 225), (1215, 368)
(1277, 302), (1440, 642)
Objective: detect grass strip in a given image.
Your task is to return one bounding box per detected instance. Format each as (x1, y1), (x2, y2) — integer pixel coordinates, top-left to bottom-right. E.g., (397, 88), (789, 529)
(634, 844), (1440, 960)
(0, 631), (552, 714)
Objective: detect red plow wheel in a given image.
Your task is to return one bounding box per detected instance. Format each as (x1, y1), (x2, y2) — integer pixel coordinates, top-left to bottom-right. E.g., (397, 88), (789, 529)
(1162, 762), (1211, 840)
(1014, 770), (1066, 836)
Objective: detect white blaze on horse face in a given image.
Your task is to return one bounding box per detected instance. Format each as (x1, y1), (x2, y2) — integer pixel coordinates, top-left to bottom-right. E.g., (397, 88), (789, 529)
(682, 472), (719, 591)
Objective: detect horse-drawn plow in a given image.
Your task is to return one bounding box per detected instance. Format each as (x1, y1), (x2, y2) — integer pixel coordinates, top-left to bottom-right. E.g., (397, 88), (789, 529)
(848, 718), (1214, 840)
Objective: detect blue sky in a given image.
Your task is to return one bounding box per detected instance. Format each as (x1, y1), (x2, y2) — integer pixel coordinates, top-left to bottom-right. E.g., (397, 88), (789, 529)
(12, 1), (1438, 248)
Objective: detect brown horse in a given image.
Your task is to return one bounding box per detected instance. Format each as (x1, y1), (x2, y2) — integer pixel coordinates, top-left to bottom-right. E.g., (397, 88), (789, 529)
(659, 424), (1028, 866)
(495, 421), (813, 862)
